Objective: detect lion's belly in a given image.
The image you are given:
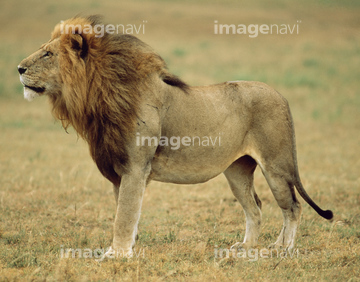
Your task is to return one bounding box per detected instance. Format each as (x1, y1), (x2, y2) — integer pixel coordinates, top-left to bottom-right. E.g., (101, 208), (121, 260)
(149, 143), (245, 184)
(150, 160), (226, 184)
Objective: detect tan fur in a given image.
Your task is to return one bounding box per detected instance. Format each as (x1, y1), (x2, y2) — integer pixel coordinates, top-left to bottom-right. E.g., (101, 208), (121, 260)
(18, 16), (332, 256)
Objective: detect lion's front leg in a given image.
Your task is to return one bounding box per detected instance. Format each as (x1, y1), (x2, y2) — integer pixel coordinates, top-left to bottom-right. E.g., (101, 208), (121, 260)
(111, 167), (148, 257)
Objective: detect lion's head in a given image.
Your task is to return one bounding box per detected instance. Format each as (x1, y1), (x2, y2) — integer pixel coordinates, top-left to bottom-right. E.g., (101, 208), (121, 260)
(18, 37), (61, 101)
(18, 15), (187, 128)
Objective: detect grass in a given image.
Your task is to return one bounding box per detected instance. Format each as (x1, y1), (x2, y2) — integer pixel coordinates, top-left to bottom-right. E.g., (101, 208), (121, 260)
(0, 0), (360, 280)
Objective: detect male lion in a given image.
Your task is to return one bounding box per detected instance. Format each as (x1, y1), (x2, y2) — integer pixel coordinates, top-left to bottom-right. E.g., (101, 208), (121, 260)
(18, 16), (333, 256)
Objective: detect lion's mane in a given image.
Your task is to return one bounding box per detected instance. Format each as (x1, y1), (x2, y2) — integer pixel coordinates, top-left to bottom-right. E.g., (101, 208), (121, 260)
(49, 16), (188, 185)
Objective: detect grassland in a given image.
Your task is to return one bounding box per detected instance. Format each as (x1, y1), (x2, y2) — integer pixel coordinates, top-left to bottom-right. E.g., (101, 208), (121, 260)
(0, 0), (359, 280)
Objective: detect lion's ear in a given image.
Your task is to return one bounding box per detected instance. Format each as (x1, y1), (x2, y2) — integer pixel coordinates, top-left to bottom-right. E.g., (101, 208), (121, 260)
(70, 33), (88, 59)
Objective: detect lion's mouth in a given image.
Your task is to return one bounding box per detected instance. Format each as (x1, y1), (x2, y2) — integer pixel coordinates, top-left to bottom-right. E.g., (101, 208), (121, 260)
(19, 75), (46, 93)
(24, 85), (45, 93)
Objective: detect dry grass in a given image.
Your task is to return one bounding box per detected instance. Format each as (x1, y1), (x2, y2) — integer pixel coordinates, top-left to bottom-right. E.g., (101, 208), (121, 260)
(0, 0), (359, 280)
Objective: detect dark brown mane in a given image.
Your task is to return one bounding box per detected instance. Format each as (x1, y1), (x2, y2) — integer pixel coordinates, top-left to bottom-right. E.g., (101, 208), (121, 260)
(49, 16), (188, 185)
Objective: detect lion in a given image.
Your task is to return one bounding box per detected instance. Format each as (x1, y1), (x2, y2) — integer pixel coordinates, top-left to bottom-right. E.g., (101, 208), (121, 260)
(18, 16), (333, 256)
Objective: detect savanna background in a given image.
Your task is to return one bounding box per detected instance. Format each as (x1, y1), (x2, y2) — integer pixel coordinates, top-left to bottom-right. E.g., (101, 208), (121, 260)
(0, 0), (359, 280)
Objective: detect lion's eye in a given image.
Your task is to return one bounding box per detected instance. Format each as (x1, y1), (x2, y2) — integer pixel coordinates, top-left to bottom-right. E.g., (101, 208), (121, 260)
(43, 51), (53, 58)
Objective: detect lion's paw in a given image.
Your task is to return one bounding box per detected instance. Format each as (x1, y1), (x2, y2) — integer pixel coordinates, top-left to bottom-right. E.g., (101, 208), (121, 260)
(268, 243), (293, 251)
(230, 242), (256, 251)
(95, 246), (133, 262)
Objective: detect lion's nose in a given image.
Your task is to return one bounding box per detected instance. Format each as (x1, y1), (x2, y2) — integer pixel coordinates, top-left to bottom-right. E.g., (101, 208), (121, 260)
(18, 66), (27, 75)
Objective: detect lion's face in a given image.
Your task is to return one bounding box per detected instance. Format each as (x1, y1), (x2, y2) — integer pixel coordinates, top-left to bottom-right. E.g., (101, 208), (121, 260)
(18, 39), (61, 101)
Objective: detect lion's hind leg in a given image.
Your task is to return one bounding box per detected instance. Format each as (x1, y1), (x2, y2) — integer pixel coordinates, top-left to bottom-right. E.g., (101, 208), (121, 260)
(224, 155), (262, 250)
(259, 162), (302, 250)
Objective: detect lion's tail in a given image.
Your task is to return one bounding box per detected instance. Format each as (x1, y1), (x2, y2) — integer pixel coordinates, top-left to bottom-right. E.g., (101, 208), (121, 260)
(294, 180), (334, 220)
(288, 104), (334, 220)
